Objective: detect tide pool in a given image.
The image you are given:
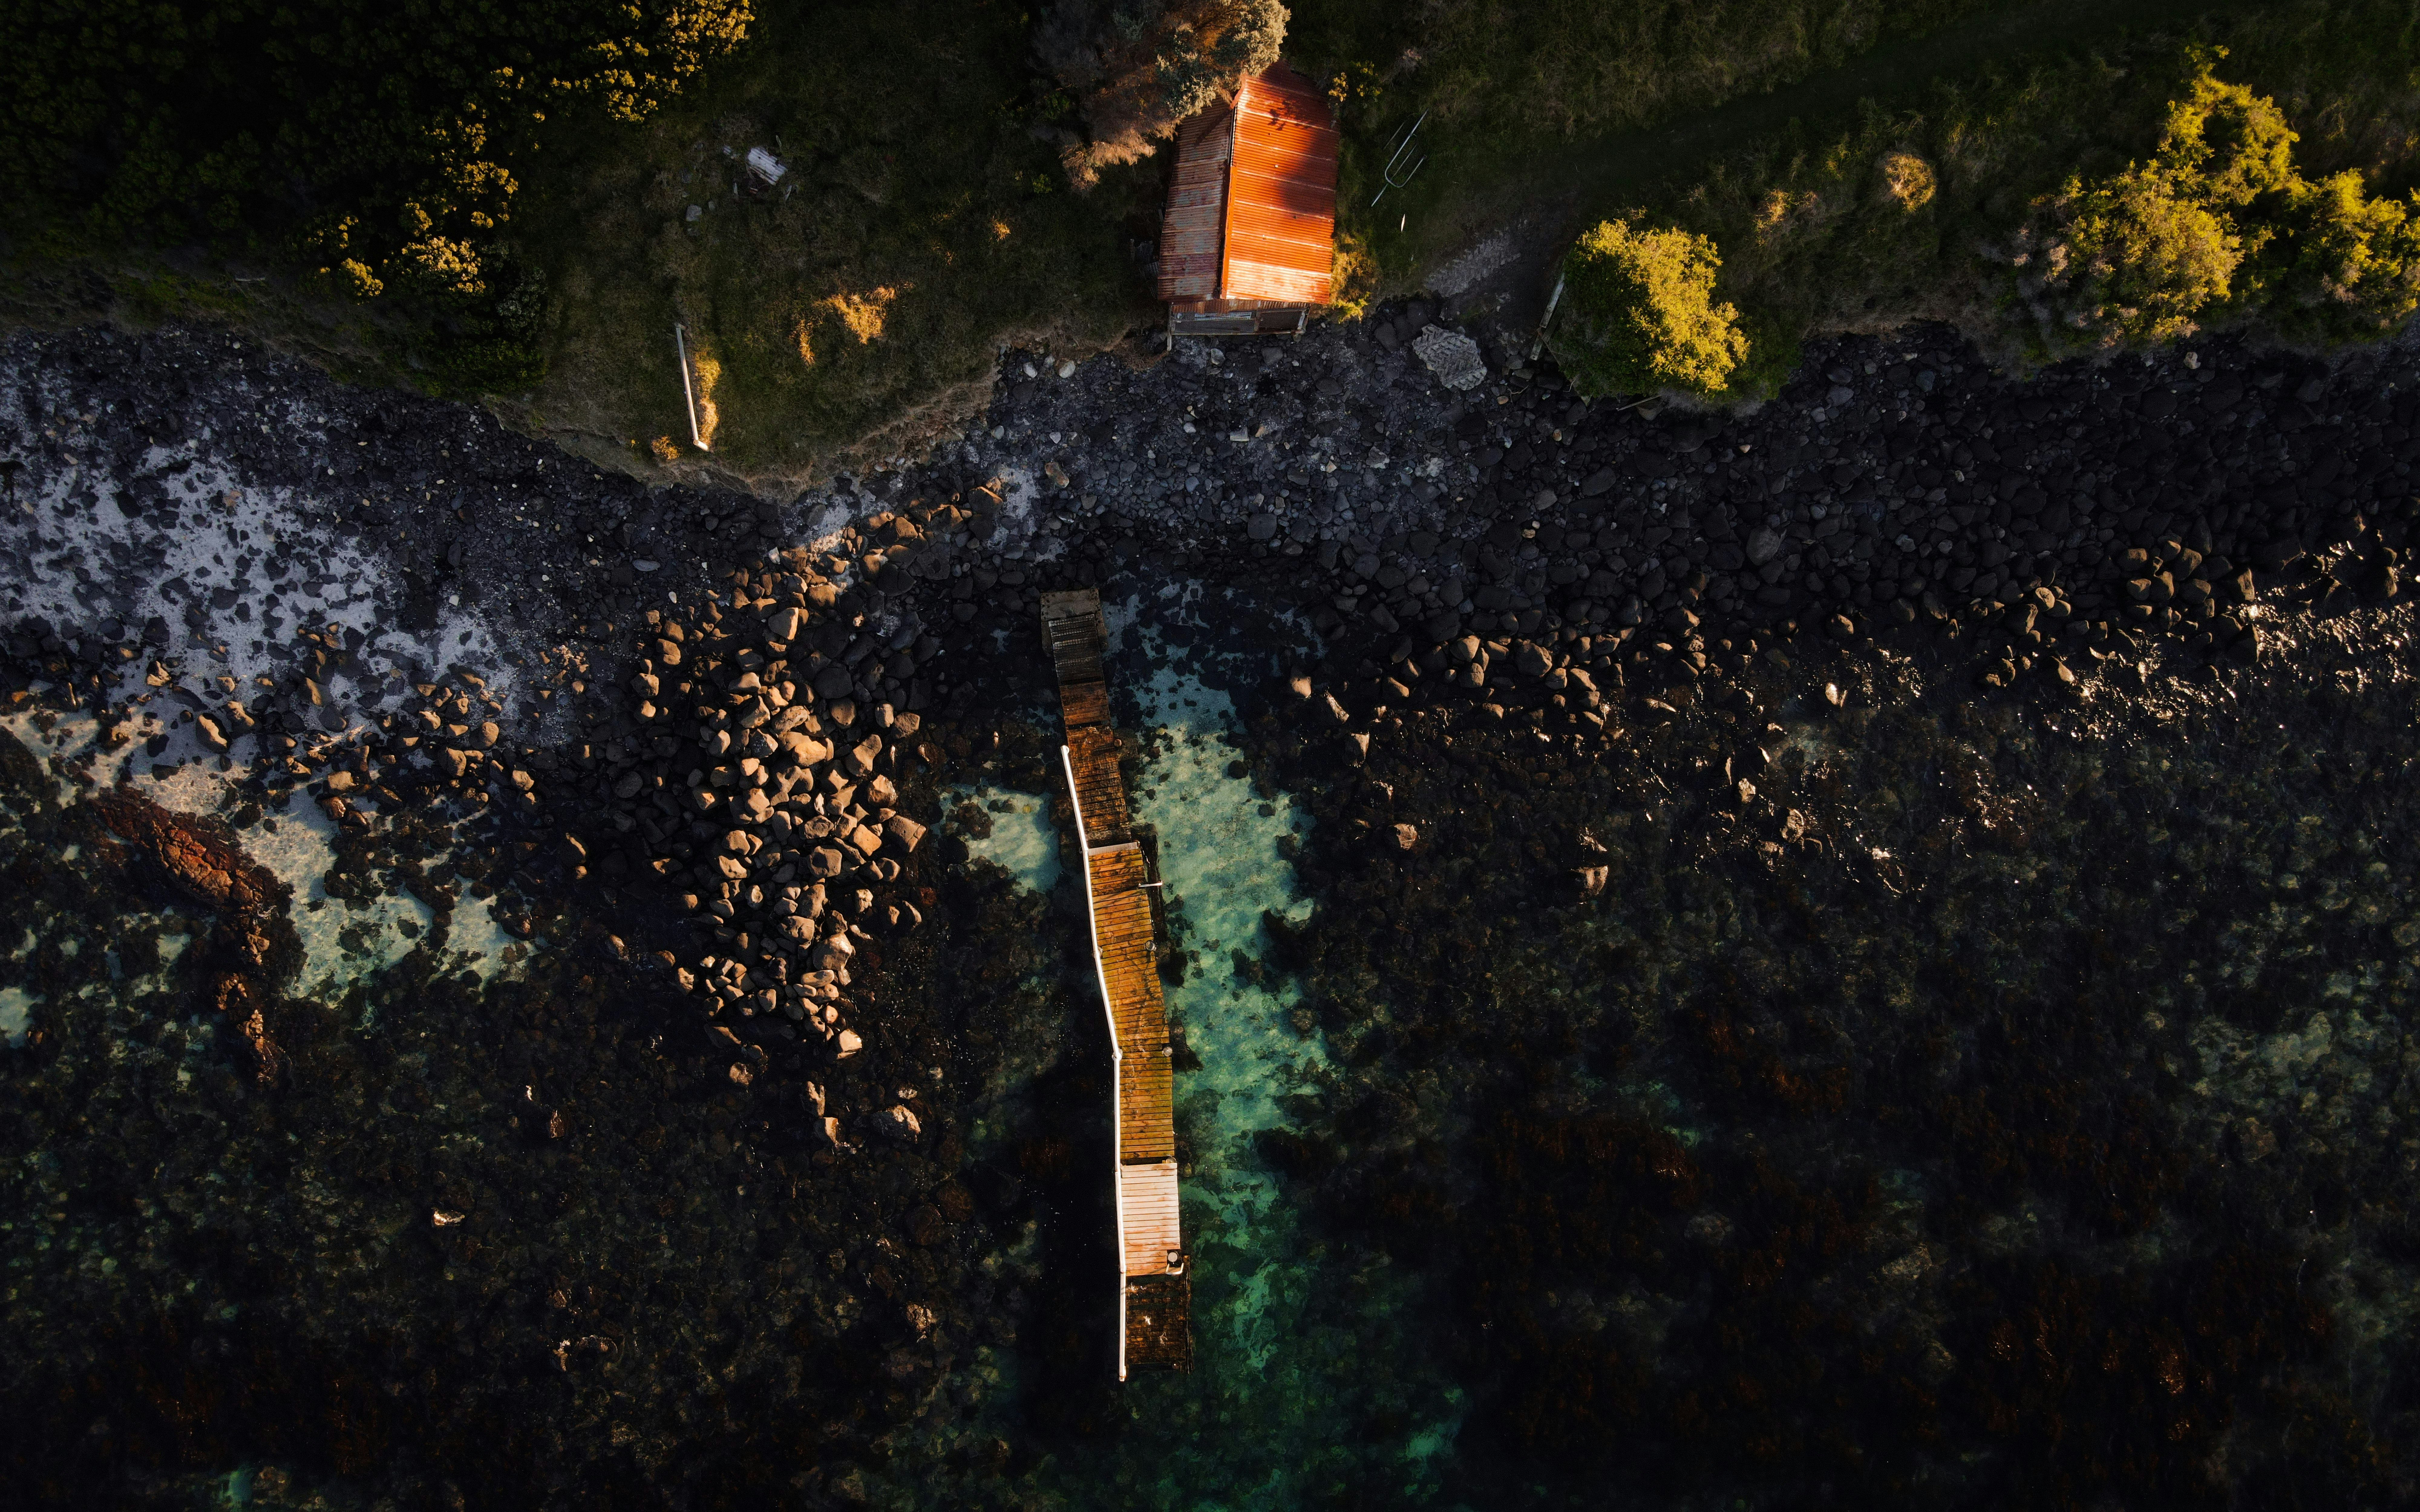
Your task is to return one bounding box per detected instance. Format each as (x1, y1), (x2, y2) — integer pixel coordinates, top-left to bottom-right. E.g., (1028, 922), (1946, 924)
(945, 786), (1065, 896)
(0, 712), (456, 1002)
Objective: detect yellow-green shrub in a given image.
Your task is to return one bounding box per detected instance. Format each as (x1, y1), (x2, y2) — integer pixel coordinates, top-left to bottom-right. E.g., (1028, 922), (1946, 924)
(2268, 170), (2420, 337)
(2013, 58), (2420, 350)
(1552, 219), (1751, 399)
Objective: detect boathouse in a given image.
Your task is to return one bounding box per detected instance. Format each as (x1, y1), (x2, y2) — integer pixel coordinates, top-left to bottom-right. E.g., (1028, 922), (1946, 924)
(1157, 63), (1339, 336)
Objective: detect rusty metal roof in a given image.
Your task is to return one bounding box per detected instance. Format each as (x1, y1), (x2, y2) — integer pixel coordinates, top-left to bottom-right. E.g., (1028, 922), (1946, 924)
(1157, 64), (1337, 310)
(1222, 65), (1337, 305)
(1156, 104), (1232, 303)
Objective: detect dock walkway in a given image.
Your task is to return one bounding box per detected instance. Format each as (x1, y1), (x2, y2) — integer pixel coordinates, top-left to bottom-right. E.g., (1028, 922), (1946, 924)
(1041, 589), (1191, 1378)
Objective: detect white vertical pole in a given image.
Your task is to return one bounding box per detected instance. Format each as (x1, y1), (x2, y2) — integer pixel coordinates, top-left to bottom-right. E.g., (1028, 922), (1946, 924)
(675, 323), (709, 452)
(1061, 742), (1129, 1381)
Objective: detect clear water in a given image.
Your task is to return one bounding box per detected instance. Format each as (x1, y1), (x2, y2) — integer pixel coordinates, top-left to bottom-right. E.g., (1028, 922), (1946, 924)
(894, 623), (1466, 1507)
(946, 785), (1065, 894)
(1100, 658), (1467, 1508)
(0, 984), (37, 1048)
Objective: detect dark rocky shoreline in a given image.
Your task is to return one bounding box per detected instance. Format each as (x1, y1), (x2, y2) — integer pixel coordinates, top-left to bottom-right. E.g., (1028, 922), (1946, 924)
(3, 312), (2419, 1507)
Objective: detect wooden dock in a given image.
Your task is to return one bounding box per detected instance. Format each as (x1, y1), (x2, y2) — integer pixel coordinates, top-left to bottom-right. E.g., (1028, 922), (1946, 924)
(1042, 589), (1192, 1378)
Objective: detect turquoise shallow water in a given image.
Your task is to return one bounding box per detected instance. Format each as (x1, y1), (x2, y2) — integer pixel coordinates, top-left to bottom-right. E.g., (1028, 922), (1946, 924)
(947, 784), (1065, 895)
(892, 614), (1469, 1507)
(1104, 655), (1467, 1508)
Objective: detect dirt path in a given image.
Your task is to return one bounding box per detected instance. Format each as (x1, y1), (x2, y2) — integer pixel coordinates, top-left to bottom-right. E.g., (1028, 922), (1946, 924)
(1385, 0), (2258, 325)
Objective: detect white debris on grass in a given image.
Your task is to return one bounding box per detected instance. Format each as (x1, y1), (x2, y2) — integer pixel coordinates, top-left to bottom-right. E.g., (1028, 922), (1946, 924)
(746, 147), (788, 185)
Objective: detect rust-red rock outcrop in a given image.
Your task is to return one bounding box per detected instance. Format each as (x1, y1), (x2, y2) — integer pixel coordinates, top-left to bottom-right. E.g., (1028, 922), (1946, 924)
(91, 787), (296, 1086)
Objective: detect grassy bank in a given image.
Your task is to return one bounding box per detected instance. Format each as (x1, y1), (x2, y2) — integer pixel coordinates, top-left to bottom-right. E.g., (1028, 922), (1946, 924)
(1626, 0), (2420, 381)
(1507, 0), (2419, 397)
(1289, 0), (2023, 301)
(509, 0), (1163, 481)
(515, 0), (2030, 482)
(6, 0), (2415, 480)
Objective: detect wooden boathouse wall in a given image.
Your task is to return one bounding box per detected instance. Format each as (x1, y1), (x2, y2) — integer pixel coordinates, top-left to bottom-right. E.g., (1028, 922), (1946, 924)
(1040, 589), (1192, 1378)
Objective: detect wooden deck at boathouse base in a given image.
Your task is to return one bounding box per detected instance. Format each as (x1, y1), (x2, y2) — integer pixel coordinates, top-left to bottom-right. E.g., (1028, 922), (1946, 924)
(1041, 588), (1192, 1377)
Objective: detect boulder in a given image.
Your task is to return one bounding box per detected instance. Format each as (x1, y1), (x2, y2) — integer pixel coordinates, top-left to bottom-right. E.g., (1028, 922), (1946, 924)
(1390, 823), (1418, 851)
(884, 814), (927, 852)
(1410, 325), (1487, 390)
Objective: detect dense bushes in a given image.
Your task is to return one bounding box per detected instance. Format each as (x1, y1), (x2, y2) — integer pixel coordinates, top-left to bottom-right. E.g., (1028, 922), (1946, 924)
(2013, 62), (2420, 350)
(1, 0), (751, 388)
(1032, 0), (1288, 186)
(1540, 24), (2420, 402)
(1550, 218), (1752, 399)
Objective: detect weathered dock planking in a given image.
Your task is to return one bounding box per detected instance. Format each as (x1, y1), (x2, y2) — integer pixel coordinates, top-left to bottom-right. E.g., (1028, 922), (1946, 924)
(1041, 588), (1192, 1378)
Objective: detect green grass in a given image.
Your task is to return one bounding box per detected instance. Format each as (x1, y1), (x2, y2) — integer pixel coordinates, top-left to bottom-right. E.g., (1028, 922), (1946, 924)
(505, 0), (2046, 480)
(1557, 0), (2420, 383)
(506, 0), (1162, 482)
(1288, 0), (2026, 304)
(8, 0), (2414, 473)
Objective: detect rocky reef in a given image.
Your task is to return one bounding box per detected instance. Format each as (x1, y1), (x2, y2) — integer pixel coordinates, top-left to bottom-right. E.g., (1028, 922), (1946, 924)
(2, 310), (2419, 1507)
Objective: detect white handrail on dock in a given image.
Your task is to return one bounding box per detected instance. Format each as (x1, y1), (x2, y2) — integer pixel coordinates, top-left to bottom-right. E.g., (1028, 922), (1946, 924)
(1060, 742), (1130, 1381)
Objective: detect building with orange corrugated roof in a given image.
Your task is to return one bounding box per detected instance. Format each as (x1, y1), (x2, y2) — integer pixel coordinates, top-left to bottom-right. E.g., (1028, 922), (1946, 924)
(1156, 63), (1338, 337)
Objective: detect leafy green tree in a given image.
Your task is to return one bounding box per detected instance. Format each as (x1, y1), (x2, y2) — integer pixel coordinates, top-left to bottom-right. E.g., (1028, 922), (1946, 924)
(1033, 0), (1287, 186)
(2023, 168), (2248, 346)
(2150, 70), (2297, 209)
(2012, 67), (2292, 349)
(1552, 218), (1751, 399)
(2008, 59), (2420, 351)
(1, 0), (749, 331)
(2265, 171), (2420, 339)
